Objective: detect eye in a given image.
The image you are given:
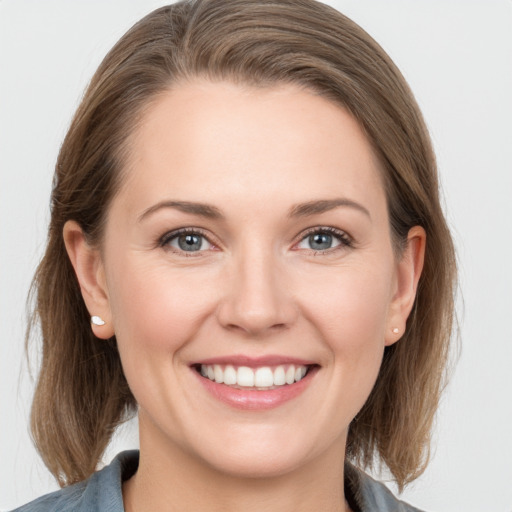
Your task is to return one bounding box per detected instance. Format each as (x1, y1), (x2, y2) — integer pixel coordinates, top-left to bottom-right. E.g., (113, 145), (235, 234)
(161, 229), (213, 253)
(295, 228), (352, 252)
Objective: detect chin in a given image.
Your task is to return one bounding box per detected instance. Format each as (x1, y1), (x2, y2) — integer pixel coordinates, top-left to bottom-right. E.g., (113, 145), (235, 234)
(188, 423), (340, 480)
(202, 447), (309, 480)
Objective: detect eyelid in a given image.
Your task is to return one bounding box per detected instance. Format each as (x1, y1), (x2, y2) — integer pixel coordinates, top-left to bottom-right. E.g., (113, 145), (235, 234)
(157, 225), (353, 254)
(158, 227), (218, 253)
(293, 226), (354, 251)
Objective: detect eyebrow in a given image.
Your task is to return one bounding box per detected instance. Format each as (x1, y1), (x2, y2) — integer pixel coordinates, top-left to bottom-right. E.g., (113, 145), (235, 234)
(138, 200), (224, 222)
(138, 197), (370, 223)
(289, 198), (371, 219)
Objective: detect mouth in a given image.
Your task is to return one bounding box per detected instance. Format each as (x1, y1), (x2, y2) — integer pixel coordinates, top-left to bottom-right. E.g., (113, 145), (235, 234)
(193, 363), (314, 390)
(190, 357), (319, 410)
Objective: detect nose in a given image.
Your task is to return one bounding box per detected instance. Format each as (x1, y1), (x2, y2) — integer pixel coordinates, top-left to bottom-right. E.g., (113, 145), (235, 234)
(216, 245), (298, 336)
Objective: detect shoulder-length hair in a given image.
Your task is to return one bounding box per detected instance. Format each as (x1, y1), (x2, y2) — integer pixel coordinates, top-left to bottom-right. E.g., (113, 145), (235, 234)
(28, 0), (456, 490)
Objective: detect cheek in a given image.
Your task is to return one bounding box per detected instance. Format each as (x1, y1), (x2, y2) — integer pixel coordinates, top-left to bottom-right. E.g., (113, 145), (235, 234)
(106, 256), (219, 356)
(285, 258), (395, 431)
(105, 256), (222, 414)
(299, 260), (393, 365)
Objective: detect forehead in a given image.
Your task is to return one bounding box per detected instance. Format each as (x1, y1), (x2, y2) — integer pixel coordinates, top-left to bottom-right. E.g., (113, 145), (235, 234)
(118, 80), (386, 218)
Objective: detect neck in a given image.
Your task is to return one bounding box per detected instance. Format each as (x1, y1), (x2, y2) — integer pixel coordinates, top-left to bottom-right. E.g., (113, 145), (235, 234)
(123, 416), (350, 512)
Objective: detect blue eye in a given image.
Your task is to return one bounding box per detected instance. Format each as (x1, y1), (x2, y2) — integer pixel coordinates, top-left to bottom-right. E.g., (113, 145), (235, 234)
(296, 228), (350, 251)
(308, 232), (337, 250)
(162, 231), (212, 252)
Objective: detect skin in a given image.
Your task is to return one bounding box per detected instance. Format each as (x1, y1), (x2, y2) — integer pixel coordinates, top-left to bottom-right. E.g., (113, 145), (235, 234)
(64, 81), (425, 512)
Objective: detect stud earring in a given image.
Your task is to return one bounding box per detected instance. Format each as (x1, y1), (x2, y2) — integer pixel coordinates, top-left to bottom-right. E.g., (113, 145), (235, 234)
(392, 327), (400, 334)
(91, 315), (106, 326)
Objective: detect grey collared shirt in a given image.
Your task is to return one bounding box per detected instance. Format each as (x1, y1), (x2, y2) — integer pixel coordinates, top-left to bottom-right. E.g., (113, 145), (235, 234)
(11, 451), (424, 512)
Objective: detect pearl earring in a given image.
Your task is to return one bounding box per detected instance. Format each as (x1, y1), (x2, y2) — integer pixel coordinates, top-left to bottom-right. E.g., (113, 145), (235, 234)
(91, 315), (106, 326)
(392, 327), (400, 334)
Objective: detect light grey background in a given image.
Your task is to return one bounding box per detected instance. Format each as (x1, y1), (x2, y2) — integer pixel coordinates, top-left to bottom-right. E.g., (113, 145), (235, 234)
(1, 1), (511, 510)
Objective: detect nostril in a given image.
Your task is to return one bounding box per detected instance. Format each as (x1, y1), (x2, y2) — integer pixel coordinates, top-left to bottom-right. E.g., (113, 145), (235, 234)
(223, 321), (288, 336)
(215, 276), (298, 335)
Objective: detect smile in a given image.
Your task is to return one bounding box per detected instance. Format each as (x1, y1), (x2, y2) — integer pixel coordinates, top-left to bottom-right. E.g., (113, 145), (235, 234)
(192, 357), (319, 410)
(199, 364), (309, 389)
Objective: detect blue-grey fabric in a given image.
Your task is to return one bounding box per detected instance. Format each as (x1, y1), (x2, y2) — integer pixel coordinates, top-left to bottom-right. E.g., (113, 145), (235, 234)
(11, 451), (424, 511)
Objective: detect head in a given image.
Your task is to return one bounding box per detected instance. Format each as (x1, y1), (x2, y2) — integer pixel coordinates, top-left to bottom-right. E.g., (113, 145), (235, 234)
(29, 0), (456, 490)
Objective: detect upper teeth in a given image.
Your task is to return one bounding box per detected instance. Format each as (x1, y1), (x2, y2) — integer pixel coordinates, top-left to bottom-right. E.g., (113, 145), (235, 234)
(200, 364), (308, 388)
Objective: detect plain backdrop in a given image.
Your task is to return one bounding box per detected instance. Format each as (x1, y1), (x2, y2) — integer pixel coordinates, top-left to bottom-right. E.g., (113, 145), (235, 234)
(1, 1), (511, 510)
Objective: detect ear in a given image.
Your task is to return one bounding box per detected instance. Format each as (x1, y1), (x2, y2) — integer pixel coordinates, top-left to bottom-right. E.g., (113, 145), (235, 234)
(385, 225), (426, 346)
(63, 220), (115, 339)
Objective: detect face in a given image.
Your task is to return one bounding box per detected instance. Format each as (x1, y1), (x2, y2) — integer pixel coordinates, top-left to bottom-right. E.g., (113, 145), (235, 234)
(76, 81), (417, 478)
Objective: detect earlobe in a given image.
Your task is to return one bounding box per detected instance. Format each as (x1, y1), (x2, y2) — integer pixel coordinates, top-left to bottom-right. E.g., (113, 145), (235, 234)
(385, 226), (426, 346)
(63, 221), (114, 339)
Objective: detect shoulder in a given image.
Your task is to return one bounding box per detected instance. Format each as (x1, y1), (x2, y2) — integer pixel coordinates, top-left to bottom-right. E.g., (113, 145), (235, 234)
(9, 481), (87, 512)
(9, 451), (139, 512)
(345, 463), (426, 512)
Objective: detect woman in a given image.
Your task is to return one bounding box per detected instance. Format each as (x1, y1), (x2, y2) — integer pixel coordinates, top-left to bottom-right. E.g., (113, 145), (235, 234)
(14, 1), (456, 511)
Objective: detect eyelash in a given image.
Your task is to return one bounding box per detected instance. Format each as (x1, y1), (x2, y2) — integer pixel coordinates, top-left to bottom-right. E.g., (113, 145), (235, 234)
(296, 226), (354, 254)
(158, 227), (214, 256)
(157, 226), (354, 255)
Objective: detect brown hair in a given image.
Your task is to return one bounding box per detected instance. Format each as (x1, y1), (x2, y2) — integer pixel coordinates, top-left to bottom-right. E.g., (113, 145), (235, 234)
(28, 0), (456, 490)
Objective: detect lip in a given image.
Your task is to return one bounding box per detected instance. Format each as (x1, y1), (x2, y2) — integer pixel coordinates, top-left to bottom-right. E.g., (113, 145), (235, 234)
(191, 354), (316, 368)
(191, 357), (319, 411)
